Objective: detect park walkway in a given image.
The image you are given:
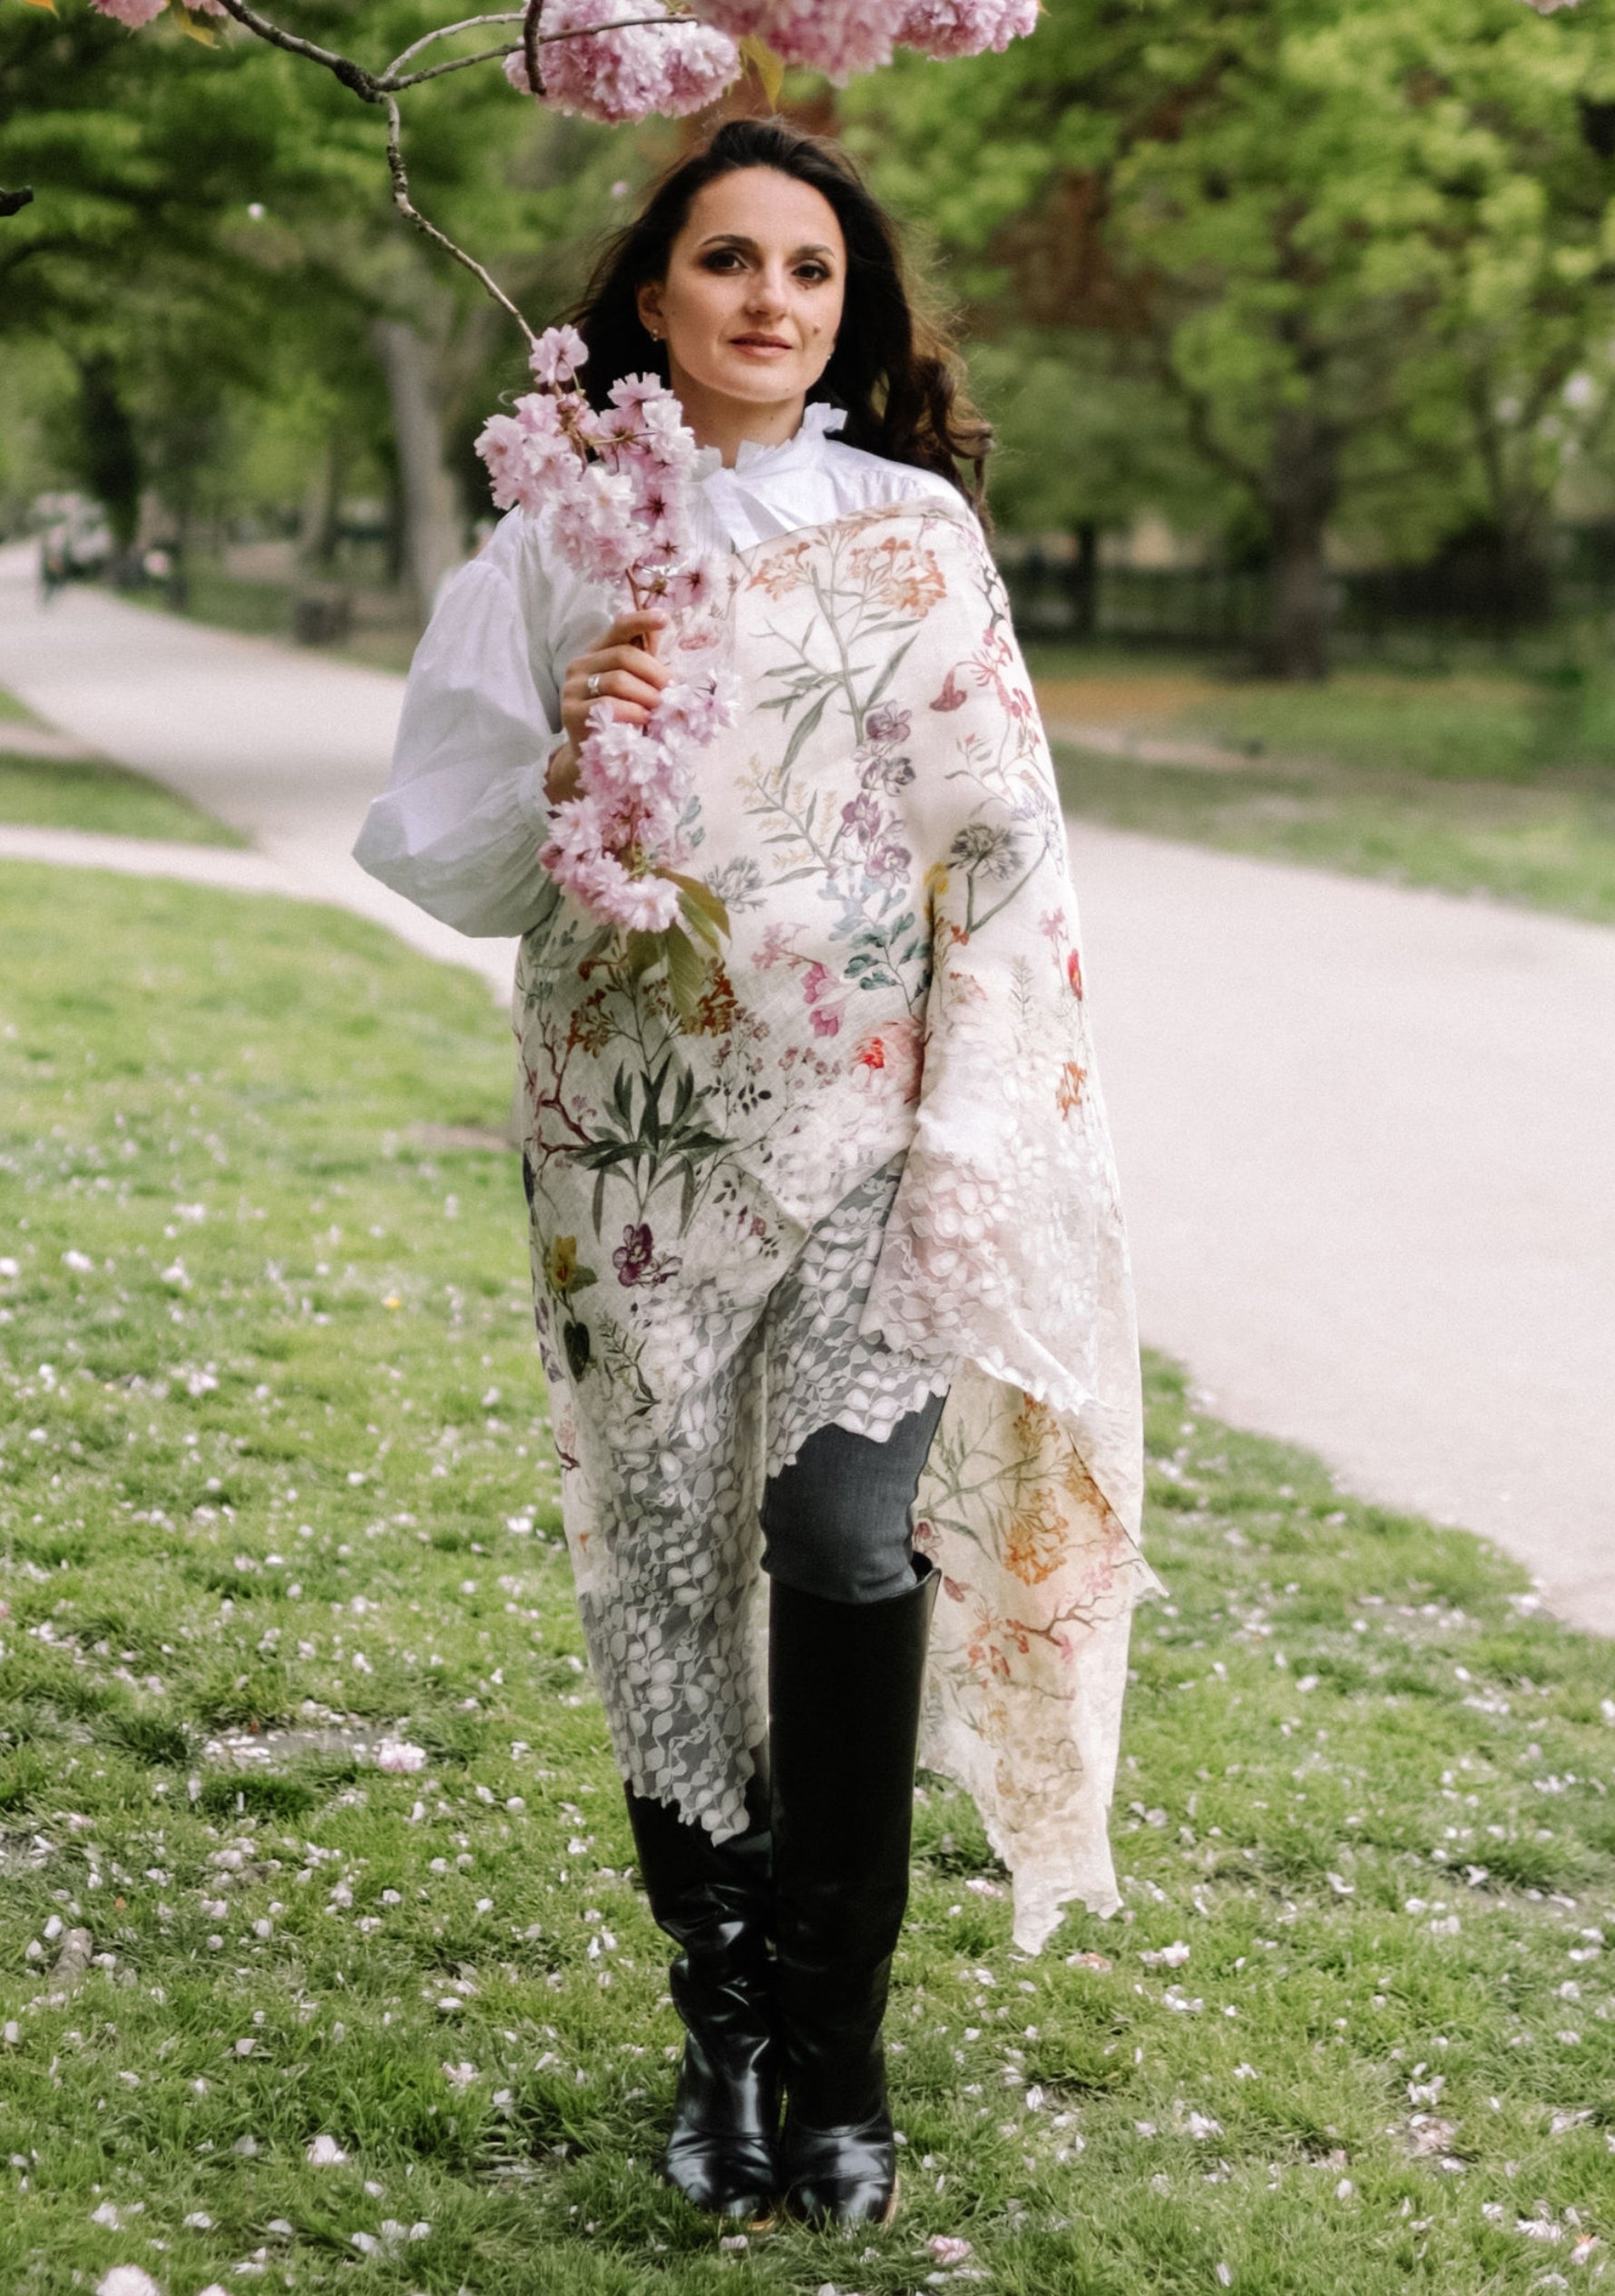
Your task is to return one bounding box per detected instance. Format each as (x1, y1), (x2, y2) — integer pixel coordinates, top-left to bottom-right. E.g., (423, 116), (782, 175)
(3, 543), (1612, 1635)
(0, 547), (516, 999)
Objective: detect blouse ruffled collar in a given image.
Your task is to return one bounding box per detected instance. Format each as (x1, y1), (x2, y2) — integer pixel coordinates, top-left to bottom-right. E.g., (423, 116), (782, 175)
(692, 400), (848, 486)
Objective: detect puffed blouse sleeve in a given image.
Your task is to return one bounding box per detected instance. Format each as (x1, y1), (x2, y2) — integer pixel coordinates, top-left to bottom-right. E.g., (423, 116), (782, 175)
(351, 510), (610, 938)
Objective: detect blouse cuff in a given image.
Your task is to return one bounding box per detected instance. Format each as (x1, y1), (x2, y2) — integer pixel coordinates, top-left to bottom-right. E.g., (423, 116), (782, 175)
(524, 733), (569, 839)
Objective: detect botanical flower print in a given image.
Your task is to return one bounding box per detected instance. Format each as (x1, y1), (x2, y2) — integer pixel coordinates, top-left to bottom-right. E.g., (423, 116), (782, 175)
(514, 498), (1156, 1951)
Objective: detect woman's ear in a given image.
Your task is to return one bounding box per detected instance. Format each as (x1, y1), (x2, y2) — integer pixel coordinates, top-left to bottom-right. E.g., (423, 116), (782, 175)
(637, 282), (664, 341)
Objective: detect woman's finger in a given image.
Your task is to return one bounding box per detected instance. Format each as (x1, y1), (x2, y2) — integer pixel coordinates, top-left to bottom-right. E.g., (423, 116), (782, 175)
(582, 643), (673, 687)
(604, 608), (670, 651)
(569, 666), (665, 713)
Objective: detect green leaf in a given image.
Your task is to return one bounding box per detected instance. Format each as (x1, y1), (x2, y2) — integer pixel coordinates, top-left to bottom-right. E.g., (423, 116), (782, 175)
(663, 925), (709, 1025)
(624, 930), (661, 981)
(675, 890), (724, 954)
(665, 872), (731, 941)
(739, 32), (786, 103)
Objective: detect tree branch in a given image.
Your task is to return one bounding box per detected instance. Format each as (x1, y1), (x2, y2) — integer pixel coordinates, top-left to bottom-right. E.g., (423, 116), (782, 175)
(390, 43), (527, 92)
(201, 0), (700, 346)
(211, 0), (382, 101)
(387, 10), (523, 77)
(1144, 334), (1266, 496)
(524, 0), (543, 103)
(382, 93), (535, 347)
(390, 19), (677, 92)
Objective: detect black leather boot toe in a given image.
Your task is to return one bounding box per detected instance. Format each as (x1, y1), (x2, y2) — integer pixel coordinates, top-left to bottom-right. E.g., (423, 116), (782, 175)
(624, 1764), (779, 2220)
(659, 1948), (778, 2218)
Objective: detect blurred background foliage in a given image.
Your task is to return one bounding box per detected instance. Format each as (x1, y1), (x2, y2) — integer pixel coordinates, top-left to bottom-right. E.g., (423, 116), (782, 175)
(8, 0), (1615, 675)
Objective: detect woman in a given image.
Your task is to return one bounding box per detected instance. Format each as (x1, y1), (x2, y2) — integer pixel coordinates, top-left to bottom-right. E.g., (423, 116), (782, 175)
(355, 117), (1156, 2231)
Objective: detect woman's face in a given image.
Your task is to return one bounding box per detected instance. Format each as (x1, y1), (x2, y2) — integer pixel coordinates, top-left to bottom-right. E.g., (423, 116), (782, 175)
(638, 167), (847, 415)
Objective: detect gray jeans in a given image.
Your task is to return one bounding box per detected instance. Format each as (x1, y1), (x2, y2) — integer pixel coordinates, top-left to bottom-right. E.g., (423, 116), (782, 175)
(758, 1390), (948, 1607)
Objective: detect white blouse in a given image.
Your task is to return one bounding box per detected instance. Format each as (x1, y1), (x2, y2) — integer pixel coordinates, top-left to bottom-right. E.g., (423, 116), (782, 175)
(351, 403), (964, 939)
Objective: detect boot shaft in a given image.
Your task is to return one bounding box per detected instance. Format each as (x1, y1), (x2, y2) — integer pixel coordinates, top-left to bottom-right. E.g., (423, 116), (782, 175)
(768, 1559), (939, 2131)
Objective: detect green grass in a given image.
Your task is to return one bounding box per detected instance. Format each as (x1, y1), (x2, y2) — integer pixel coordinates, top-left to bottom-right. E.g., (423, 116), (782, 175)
(0, 752), (245, 848)
(1168, 664), (1615, 784)
(1023, 649), (1615, 783)
(128, 564), (426, 679)
(1, 863), (1611, 2293)
(1026, 649), (1615, 923)
(170, 565), (297, 645)
(1050, 743), (1615, 927)
(0, 684), (34, 724)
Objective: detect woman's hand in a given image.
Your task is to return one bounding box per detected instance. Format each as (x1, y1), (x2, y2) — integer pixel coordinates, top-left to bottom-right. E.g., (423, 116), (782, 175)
(547, 608), (670, 804)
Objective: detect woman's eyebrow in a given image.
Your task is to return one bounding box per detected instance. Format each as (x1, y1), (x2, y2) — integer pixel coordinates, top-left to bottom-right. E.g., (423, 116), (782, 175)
(694, 232), (839, 260)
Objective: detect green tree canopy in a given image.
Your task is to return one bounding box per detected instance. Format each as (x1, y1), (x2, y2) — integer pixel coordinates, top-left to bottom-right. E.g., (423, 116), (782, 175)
(851, 0), (1615, 673)
(0, 0), (629, 593)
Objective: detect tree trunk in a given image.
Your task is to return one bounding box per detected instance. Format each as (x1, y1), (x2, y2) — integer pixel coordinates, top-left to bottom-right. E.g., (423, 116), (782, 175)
(73, 355), (143, 551)
(370, 318), (465, 623)
(1258, 410), (1338, 682)
(1071, 519), (1099, 639)
(299, 432), (345, 570)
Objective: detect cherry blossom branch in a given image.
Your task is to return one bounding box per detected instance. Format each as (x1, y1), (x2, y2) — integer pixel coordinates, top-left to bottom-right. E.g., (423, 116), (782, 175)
(207, 0), (694, 344)
(389, 43), (520, 92)
(523, 0), (543, 106)
(389, 42), (527, 91)
(390, 20), (677, 92)
(386, 9), (523, 77)
(214, 0), (688, 100)
(210, 0), (383, 102)
(382, 94), (537, 346)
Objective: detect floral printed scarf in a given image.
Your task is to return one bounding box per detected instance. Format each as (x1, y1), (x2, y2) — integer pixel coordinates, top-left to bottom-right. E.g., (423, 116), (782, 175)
(516, 496), (1160, 1951)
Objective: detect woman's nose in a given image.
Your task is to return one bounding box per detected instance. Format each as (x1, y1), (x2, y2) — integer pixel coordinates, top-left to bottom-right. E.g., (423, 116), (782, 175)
(746, 265), (790, 314)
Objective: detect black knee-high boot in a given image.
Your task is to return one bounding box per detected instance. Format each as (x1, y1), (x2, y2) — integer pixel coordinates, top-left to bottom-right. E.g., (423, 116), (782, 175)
(623, 1761), (778, 2218)
(768, 1555), (938, 2225)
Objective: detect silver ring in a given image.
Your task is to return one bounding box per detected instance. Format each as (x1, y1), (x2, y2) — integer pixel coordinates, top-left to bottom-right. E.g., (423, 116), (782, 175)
(585, 672), (602, 699)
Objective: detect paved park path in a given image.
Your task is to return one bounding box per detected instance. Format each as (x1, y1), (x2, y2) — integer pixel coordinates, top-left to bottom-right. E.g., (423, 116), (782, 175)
(3, 543), (1612, 1635)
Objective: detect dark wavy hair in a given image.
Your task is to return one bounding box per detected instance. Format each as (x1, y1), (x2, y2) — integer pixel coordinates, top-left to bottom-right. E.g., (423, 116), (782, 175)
(563, 117), (992, 510)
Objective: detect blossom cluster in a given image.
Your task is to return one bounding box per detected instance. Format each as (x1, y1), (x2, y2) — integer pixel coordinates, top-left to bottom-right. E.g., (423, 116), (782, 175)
(475, 325), (734, 936)
(89, 0), (223, 26)
(496, 0), (1041, 113)
(689, 0), (1034, 77)
(84, 0), (1041, 103)
(502, 0), (740, 123)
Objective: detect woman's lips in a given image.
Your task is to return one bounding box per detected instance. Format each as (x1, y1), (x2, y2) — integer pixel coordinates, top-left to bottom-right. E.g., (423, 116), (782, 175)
(730, 336), (791, 352)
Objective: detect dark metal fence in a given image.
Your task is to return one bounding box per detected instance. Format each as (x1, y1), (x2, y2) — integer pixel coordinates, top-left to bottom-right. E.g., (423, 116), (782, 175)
(999, 521), (1615, 661)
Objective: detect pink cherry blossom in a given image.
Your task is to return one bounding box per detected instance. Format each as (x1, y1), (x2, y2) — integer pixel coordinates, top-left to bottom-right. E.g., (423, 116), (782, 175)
(895, 0), (1036, 55)
(474, 414), (534, 513)
(607, 370), (670, 413)
(87, 0), (167, 25)
(691, 0), (905, 75)
(530, 324), (588, 388)
(478, 328), (738, 939)
(689, 0), (1039, 66)
(504, 0), (739, 123)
